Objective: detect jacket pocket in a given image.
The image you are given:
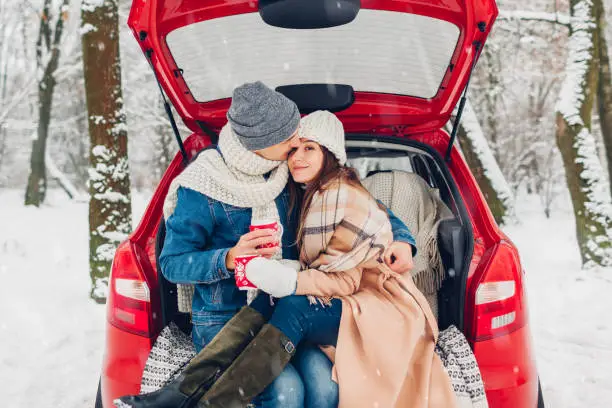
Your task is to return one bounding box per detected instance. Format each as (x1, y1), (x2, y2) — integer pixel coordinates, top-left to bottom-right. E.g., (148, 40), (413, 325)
(197, 282), (224, 305)
(219, 203), (251, 238)
(192, 310), (236, 345)
(212, 282), (223, 304)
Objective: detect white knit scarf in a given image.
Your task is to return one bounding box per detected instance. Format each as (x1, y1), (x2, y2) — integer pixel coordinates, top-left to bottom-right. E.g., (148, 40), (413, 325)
(163, 124), (289, 302)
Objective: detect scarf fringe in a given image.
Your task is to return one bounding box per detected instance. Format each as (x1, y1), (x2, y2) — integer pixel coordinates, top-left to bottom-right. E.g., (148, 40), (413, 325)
(412, 230), (446, 294)
(307, 295), (333, 307)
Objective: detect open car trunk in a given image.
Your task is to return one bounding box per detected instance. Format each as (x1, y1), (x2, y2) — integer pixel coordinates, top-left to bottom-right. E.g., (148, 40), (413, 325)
(155, 135), (474, 335)
(128, 0), (497, 135)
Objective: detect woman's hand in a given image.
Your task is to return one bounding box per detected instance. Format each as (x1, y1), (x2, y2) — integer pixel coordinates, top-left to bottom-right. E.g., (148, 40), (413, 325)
(246, 258), (298, 298)
(225, 229), (279, 270)
(383, 241), (414, 273)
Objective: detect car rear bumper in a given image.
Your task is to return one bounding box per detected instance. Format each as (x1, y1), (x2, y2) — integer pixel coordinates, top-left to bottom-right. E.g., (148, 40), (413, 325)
(100, 323), (538, 407)
(101, 322), (153, 407)
(473, 325), (539, 407)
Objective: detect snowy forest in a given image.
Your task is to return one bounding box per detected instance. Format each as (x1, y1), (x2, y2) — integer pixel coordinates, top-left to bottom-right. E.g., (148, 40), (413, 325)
(1, 0), (612, 407)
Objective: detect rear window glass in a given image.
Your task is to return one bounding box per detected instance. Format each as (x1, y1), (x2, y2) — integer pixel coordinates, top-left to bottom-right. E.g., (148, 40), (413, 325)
(166, 10), (460, 102)
(349, 155), (413, 179)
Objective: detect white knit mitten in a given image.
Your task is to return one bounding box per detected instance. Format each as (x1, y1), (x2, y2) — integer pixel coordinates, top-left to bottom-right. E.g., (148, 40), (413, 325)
(246, 258), (298, 298)
(279, 259), (302, 272)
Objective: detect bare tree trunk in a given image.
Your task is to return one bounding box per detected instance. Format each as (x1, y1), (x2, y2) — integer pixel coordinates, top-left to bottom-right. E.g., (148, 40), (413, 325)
(25, 66), (54, 205)
(154, 124), (174, 182)
(24, 0), (69, 206)
(456, 100), (514, 225)
(555, 0), (612, 266)
(0, 26), (6, 177)
(82, 0), (132, 303)
(594, 0), (612, 196)
(0, 126), (6, 175)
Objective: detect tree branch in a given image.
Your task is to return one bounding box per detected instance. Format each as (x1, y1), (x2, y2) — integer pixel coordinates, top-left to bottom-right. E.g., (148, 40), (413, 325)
(46, 150), (87, 201)
(41, 0), (52, 50)
(52, 0), (70, 48)
(498, 9), (571, 27)
(0, 73), (36, 124)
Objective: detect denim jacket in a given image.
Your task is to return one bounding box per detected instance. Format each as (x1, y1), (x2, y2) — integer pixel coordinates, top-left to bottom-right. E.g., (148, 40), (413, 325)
(160, 186), (416, 345)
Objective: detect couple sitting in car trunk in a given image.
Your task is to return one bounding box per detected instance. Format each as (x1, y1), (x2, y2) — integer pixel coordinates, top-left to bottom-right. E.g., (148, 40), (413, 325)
(119, 81), (458, 408)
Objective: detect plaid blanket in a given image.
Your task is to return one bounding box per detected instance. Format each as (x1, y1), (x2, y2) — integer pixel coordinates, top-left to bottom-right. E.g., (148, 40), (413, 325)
(300, 179), (393, 273)
(299, 179), (393, 305)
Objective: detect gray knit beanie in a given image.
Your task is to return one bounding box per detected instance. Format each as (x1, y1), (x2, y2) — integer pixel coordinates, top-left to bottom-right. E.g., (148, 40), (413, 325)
(227, 81), (300, 151)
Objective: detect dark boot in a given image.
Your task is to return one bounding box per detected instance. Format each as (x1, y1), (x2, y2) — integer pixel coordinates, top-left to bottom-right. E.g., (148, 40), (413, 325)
(118, 306), (267, 408)
(116, 373), (194, 408)
(198, 324), (296, 408)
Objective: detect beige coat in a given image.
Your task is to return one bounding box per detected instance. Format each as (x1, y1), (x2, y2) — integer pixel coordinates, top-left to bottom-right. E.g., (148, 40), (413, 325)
(295, 181), (457, 408)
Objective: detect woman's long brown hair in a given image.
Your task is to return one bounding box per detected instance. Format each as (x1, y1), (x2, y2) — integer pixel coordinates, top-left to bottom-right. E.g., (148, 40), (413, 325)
(287, 146), (384, 250)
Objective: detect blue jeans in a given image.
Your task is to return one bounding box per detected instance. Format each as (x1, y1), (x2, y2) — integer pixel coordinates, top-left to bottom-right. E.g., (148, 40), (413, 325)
(294, 344), (339, 408)
(252, 362), (303, 408)
(253, 344), (337, 408)
(248, 295), (342, 408)
(260, 295), (343, 346)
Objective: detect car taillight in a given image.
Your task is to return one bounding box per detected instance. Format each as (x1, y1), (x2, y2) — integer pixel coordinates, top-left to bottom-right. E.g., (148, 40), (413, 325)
(107, 241), (154, 337)
(467, 241), (527, 342)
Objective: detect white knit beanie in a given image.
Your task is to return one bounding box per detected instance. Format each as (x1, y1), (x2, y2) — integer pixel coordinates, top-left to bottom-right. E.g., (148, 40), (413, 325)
(298, 110), (347, 165)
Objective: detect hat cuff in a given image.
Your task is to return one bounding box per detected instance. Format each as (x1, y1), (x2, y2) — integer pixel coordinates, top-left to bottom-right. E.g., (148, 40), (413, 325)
(299, 133), (347, 165)
(234, 108), (300, 151)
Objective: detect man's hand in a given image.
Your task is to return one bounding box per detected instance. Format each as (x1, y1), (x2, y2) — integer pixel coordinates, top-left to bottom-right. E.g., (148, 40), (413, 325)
(383, 241), (414, 273)
(225, 229), (280, 270)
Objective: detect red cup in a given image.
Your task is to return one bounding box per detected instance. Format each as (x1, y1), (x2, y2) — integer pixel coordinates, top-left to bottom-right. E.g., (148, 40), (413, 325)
(249, 219), (283, 248)
(234, 254), (259, 290)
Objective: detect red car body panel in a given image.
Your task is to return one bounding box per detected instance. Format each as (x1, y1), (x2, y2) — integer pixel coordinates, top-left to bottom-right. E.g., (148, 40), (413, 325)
(100, 1), (538, 406)
(127, 0), (498, 133)
(101, 324), (152, 408)
(474, 326), (539, 406)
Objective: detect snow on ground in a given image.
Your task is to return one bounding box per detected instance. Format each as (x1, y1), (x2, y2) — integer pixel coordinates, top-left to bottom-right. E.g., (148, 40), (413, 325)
(504, 192), (612, 408)
(0, 188), (610, 407)
(0, 189), (149, 408)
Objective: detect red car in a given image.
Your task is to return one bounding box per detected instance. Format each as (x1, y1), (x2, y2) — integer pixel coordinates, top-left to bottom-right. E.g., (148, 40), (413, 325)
(96, 1), (544, 407)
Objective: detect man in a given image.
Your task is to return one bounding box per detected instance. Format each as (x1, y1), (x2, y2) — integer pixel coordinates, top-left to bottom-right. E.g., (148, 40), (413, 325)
(120, 81), (415, 408)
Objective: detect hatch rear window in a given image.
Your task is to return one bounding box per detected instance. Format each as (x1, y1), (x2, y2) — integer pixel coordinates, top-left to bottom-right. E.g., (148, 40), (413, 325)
(166, 9), (460, 102)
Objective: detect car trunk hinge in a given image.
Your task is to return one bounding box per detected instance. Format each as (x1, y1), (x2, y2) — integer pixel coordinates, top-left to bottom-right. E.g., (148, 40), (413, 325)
(196, 121), (219, 145)
(145, 49), (189, 165)
(445, 40), (483, 163)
